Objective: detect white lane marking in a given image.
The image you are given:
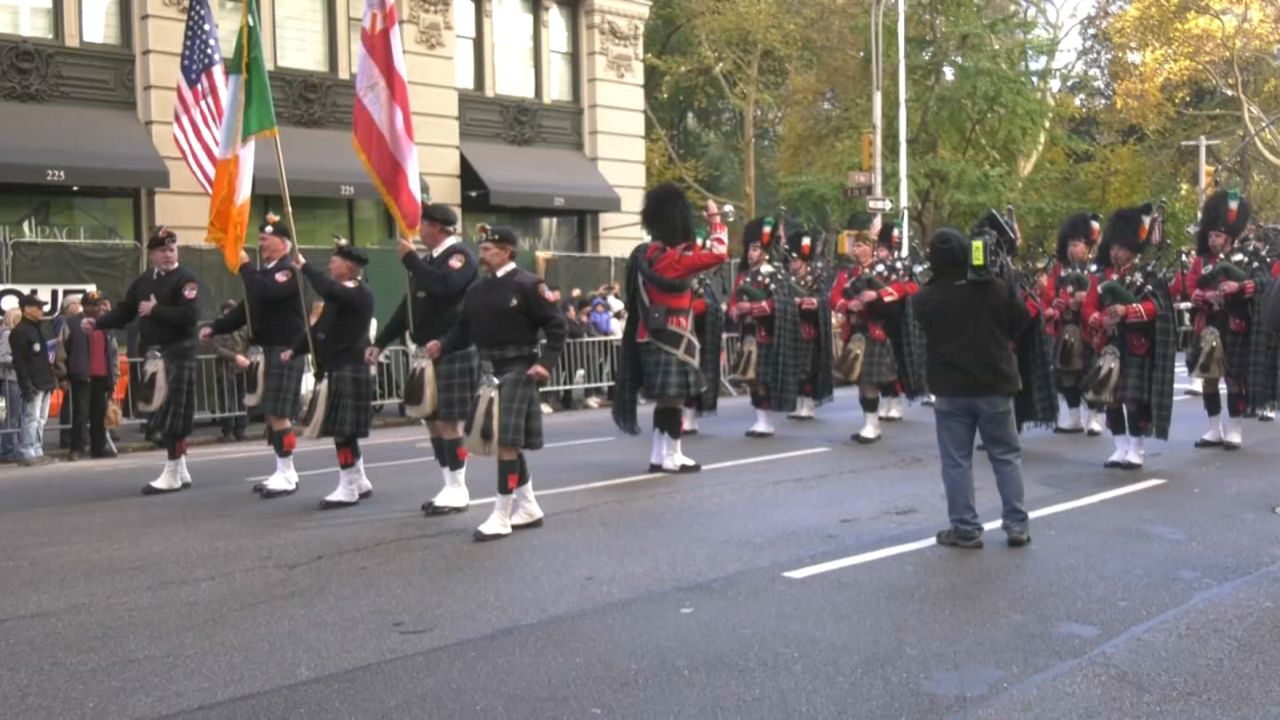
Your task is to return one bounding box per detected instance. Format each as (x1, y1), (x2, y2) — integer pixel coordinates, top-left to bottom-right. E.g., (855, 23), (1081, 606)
(467, 448), (832, 505)
(782, 479), (1168, 580)
(412, 436), (614, 450)
(246, 436), (618, 481)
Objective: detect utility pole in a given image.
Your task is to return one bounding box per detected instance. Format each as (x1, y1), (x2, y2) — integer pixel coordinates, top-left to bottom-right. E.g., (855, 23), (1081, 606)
(895, 0), (908, 257)
(1180, 135), (1221, 214)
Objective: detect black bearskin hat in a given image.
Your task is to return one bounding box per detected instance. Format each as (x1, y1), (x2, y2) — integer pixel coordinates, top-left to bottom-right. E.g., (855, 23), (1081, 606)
(785, 228), (815, 262)
(877, 221), (900, 252)
(641, 183), (695, 248)
(1103, 203), (1154, 255)
(971, 209), (1018, 252)
(1196, 189), (1251, 256)
(1055, 212), (1099, 262)
(741, 216), (781, 257)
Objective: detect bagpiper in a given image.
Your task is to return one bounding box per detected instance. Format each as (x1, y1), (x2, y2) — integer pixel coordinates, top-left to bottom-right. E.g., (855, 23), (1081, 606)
(1082, 204), (1177, 469)
(283, 240), (375, 508)
(434, 226), (567, 541)
(1173, 190), (1259, 450)
(369, 203), (480, 515)
(614, 184), (728, 468)
(829, 226), (903, 443)
(783, 228), (834, 420)
(728, 216), (799, 438)
(872, 221), (926, 422)
(202, 214), (308, 498)
(681, 246), (726, 435)
(1042, 212), (1104, 435)
(88, 227), (200, 494)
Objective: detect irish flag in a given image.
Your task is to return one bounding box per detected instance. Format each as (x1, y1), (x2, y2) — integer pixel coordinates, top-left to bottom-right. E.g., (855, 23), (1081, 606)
(206, 0), (276, 273)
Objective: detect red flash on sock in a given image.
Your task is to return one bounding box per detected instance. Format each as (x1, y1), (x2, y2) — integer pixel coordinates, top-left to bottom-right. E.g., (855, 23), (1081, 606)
(176, 439), (188, 457)
(337, 447), (355, 468)
(282, 432), (297, 454)
(507, 473), (520, 492)
(456, 446), (468, 464)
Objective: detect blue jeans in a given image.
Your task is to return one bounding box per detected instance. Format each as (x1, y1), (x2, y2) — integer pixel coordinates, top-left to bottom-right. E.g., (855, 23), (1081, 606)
(19, 390), (50, 460)
(934, 395), (1029, 536)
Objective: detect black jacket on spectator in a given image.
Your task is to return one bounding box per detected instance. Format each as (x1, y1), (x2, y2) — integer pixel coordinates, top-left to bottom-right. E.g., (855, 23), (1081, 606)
(293, 262), (373, 372)
(209, 257), (306, 349)
(375, 240), (477, 348)
(96, 266), (201, 356)
(60, 312), (91, 381)
(9, 318), (56, 397)
(913, 267), (1032, 398)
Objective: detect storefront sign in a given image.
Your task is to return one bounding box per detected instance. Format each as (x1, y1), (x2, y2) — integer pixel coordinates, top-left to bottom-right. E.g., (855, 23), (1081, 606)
(0, 284), (98, 313)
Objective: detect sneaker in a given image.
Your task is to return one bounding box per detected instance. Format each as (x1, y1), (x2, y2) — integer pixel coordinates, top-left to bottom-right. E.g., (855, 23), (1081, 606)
(935, 528), (983, 549)
(1006, 529), (1031, 547)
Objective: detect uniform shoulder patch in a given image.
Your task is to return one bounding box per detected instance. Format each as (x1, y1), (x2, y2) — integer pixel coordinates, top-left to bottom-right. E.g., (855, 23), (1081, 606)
(274, 269), (293, 284)
(538, 282), (557, 304)
(182, 282), (199, 300)
(448, 253), (467, 270)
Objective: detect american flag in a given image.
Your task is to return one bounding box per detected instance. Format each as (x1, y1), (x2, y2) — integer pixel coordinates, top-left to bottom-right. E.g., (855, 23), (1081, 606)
(174, 0), (227, 194)
(869, 213), (883, 239)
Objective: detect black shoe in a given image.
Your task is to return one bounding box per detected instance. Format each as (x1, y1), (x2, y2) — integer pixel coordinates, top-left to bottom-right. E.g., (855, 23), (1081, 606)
(1194, 438), (1224, 448)
(1053, 426), (1084, 434)
(421, 501), (468, 515)
(1086, 428), (1102, 437)
(1006, 530), (1031, 547)
(853, 433), (880, 444)
(318, 498), (359, 510)
(936, 528), (984, 549)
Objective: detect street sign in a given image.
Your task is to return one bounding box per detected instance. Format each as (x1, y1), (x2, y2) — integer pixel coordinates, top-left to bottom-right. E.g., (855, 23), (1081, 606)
(866, 196), (894, 213)
(843, 186), (872, 199)
(846, 171), (874, 188)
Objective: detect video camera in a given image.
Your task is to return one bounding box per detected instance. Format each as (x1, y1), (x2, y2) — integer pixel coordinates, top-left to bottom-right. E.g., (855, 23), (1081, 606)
(967, 209), (1018, 283)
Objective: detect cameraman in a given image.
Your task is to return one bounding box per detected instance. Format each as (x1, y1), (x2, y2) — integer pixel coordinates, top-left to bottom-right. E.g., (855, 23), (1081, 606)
(913, 228), (1032, 549)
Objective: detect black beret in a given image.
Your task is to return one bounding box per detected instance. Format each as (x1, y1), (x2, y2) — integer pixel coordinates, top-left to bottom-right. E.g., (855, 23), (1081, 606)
(482, 225), (519, 247)
(258, 212), (291, 241)
(147, 226), (178, 250)
(421, 203), (458, 228)
(332, 237), (369, 267)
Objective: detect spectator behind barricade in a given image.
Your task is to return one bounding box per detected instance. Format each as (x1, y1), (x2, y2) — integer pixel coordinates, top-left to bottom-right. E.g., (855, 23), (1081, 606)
(0, 308), (24, 462)
(587, 296), (614, 337)
(57, 293), (97, 460)
(9, 294), (56, 466)
(563, 302), (587, 339)
(913, 228), (1033, 550)
(206, 300), (250, 442)
(570, 287), (583, 303)
(79, 292), (120, 458)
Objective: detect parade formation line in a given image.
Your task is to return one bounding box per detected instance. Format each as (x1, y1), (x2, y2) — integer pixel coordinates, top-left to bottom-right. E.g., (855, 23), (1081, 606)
(782, 478), (1168, 579)
(245, 436), (619, 482)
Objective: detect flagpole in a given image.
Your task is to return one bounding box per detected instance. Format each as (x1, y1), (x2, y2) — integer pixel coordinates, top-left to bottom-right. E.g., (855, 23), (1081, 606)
(272, 134), (316, 361)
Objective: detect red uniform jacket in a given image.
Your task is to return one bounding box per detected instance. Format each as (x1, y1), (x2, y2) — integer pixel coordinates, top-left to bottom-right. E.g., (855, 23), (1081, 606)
(828, 264), (913, 344)
(1083, 265), (1157, 355)
(638, 241), (726, 342)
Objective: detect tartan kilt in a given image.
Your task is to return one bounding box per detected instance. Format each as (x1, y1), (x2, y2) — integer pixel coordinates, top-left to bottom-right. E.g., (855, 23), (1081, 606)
(491, 359), (543, 450)
(321, 363), (374, 439)
(640, 341), (703, 401)
(258, 346), (304, 419)
(152, 345), (196, 438)
(796, 337), (816, 385)
(434, 346), (480, 422)
(850, 334), (897, 387)
(1117, 348), (1153, 406)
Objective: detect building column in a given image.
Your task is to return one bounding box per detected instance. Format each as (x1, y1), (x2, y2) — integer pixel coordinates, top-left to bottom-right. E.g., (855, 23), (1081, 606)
(582, 0), (649, 257)
(400, 1), (463, 222)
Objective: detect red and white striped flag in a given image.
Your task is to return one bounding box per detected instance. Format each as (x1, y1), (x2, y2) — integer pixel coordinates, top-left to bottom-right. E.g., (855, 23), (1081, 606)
(869, 213), (883, 239)
(174, 0), (227, 194)
(353, 0), (421, 236)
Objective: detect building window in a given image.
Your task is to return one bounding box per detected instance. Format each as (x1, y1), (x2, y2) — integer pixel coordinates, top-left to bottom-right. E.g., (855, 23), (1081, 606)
(0, 190), (136, 242)
(274, 0), (332, 73)
(466, 211), (582, 252)
(211, 0), (243, 57)
(492, 0), (535, 98)
(0, 0), (57, 40)
(453, 0), (477, 90)
(251, 196), (392, 248)
(81, 0), (126, 46)
(548, 2), (575, 102)
(348, 0), (361, 73)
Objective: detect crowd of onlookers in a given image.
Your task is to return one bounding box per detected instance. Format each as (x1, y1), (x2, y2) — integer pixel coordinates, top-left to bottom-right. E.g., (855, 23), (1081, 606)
(549, 283), (626, 340)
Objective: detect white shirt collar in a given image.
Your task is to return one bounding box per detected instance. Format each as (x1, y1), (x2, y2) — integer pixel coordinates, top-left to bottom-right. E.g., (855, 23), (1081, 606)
(495, 262), (518, 278)
(430, 237), (459, 258)
(264, 257), (280, 270)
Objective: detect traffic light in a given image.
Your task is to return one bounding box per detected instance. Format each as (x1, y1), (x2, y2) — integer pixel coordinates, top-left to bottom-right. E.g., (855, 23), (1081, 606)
(861, 131), (874, 172)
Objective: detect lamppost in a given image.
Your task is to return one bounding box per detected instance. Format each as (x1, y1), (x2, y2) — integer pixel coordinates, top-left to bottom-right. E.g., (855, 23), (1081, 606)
(870, 0), (909, 258)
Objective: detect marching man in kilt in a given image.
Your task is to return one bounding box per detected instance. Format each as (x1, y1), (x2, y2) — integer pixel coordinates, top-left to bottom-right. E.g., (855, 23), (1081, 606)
(1172, 190), (1257, 450)
(681, 263), (725, 435)
(432, 226), (566, 541)
(369, 203), (479, 515)
(1083, 205), (1177, 469)
(728, 216), (797, 438)
(1042, 212), (1103, 436)
(202, 213), (307, 498)
(783, 228), (834, 420)
(87, 227), (200, 494)
(614, 184), (729, 468)
(829, 228), (901, 444)
(872, 223), (919, 422)
(283, 240), (375, 509)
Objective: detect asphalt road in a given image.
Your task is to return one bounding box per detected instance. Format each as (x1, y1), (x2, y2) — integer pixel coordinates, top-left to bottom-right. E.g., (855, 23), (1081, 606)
(2, 368), (1279, 719)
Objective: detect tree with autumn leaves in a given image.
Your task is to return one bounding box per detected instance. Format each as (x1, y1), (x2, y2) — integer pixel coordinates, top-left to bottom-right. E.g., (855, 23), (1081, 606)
(644, 0), (1280, 257)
